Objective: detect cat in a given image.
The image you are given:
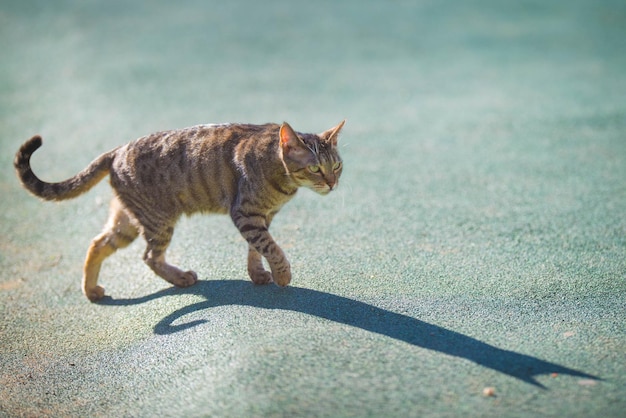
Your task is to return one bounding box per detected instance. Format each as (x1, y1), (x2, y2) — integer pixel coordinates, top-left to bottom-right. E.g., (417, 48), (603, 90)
(14, 120), (345, 301)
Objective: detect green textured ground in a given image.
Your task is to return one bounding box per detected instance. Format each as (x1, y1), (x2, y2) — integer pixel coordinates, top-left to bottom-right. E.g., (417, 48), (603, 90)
(1, 1), (625, 417)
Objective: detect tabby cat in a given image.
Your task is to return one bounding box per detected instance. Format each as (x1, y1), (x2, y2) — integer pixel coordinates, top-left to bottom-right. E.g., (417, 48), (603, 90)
(14, 121), (345, 301)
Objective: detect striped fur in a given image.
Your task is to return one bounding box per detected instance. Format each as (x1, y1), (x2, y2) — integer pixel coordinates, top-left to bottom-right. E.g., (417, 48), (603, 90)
(14, 121), (345, 301)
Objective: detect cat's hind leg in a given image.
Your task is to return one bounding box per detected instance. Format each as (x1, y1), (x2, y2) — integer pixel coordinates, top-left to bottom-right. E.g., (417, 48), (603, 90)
(142, 226), (198, 288)
(83, 198), (139, 302)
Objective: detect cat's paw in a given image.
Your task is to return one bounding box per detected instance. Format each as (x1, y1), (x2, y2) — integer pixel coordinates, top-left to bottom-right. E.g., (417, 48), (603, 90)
(250, 270), (273, 285)
(85, 285), (105, 302)
(174, 270), (198, 287)
(272, 267), (291, 287)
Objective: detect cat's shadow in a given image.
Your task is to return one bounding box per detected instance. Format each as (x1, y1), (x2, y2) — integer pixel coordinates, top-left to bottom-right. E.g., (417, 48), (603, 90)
(99, 279), (598, 388)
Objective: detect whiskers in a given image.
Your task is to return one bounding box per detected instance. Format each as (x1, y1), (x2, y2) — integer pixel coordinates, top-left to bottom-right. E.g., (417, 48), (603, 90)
(333, 176), (352, 210)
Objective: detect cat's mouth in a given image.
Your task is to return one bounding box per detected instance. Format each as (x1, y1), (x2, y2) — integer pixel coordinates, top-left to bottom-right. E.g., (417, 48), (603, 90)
(312, 185), (333, 195)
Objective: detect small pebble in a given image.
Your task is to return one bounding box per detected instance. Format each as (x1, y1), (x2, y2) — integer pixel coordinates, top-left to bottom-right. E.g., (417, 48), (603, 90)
(483, 387), (496, 397)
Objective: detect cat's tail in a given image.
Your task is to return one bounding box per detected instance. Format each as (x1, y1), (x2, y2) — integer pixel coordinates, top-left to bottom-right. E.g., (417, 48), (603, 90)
(14, 135), (116, 201)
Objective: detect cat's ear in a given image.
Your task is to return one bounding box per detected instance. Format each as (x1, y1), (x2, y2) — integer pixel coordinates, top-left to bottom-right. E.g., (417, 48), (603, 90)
(319, 120), (346, 147)
(280, 122), (310, 160)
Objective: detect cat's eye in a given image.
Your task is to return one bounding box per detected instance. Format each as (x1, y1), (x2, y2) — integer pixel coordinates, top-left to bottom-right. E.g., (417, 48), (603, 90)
(308, 165), (321, 173)
(332, 162), (342, 171)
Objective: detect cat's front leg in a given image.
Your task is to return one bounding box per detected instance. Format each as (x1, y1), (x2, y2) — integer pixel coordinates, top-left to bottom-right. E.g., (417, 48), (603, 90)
(231, 210), (291, 286)
(247, 245), (272, 285)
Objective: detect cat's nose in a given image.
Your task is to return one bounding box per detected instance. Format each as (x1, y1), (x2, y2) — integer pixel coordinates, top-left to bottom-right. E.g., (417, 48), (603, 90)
(324, 173), (337, 191)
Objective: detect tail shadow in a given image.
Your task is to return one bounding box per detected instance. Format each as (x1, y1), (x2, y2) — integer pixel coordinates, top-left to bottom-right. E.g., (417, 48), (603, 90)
(100, 279), (599, 388)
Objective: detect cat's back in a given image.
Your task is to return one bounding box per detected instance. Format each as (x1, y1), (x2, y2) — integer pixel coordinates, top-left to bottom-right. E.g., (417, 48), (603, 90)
(114, 123), (275, 175)
(110, 123), (280, 215)
(124, 122), (276, 158)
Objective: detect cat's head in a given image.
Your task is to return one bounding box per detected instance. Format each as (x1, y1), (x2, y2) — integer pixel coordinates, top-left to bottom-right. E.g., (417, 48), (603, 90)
(279, 120), (345, 195)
